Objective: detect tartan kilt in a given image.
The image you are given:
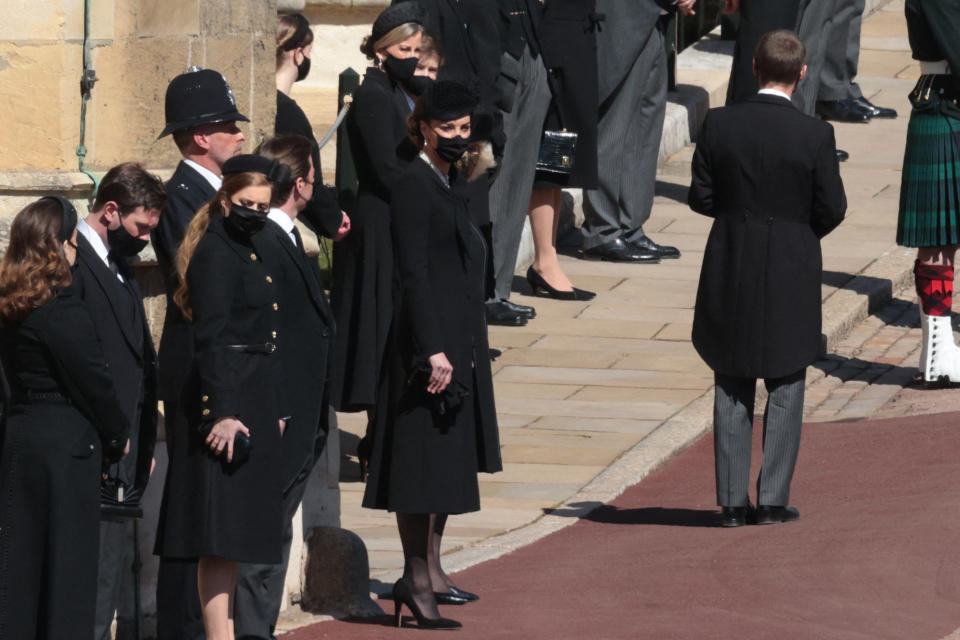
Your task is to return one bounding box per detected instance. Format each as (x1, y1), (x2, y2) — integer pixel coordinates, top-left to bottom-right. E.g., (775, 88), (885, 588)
(897, 109), (960, 247)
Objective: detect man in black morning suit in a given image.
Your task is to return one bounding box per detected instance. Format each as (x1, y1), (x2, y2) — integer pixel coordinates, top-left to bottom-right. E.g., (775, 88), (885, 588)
(72, 163), (165, 640)
(233, 136), (335, 639)
(152, 67), (248, 640)
(688, 31), (846, 527)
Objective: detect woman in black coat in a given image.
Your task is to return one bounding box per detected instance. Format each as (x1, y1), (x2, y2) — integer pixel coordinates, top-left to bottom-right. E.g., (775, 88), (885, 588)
(0, 197), (130, 639)
(526, 0), (601, 301)
(160, 155), (288, 639)
(363, 80), (501, 630)
(330, 4), (425, 468)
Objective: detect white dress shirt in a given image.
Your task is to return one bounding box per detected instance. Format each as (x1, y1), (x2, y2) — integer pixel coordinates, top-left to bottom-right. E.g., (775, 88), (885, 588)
(77, 218), (123, 283)
(184, 158), (223, 191)
(758, 88), (792, 102)
(268, 208), (297, 246)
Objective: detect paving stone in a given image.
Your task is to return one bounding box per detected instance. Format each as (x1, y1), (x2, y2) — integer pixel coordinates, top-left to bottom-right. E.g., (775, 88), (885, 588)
(495, 365), (712, 390)
(493, 381), (582, 400)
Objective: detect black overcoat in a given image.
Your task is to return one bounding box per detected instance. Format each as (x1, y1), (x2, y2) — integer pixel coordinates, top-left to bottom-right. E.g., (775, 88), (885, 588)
(252, 219), (335, 491)
(0, 291), (130, 638)
(689, 94), (847, 379)
(330, 67), (411, 412)
(155, 216), (284, 564)
(538, 0), (601, 189)
(363, 158), (501, 514)
(276, 91), (344, 238)
(73, 234), (159, 499)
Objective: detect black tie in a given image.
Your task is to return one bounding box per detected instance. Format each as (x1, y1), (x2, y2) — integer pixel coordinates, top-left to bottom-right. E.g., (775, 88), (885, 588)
(291, 225), (303, 250)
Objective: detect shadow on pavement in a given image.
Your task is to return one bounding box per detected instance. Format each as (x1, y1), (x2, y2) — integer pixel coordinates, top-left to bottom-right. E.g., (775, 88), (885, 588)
(545, 503), (721, 527)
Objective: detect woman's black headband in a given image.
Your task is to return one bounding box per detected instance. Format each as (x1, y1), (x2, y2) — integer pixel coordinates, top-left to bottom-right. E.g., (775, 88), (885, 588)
(42, 196), (78, 243)
(281, 14), (311, 52)
(222, 154), (292, 186)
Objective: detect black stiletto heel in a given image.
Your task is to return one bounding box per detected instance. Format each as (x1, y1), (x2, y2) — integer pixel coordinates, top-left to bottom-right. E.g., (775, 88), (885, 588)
(526, 266), (596, 301)
(392, 579), (462, 630)
(356, 435), (371, 482)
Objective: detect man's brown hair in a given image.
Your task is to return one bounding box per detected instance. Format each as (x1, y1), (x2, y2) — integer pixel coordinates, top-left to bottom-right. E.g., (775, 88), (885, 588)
(93, 162), (166, 215)
(754, 29), (806, 86)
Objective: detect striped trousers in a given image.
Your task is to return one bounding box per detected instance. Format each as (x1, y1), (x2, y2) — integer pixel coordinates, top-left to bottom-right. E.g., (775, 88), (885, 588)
(713, 369), (806, 508)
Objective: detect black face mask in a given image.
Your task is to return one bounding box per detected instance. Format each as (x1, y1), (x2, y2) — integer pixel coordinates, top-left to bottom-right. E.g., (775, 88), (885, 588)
(108, 225), (149, 257)
(224, 204), (267, 237)
(296, 55), (311, 82)
(405, 75), (433, 97)
(383, 55), (419, 84)
(434, 135), (469, 163)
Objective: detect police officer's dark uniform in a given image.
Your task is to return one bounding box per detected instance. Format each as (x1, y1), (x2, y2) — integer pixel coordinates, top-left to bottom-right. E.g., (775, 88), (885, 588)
(151, 67), (248, 640)
(72, 210), (160, 639)
(0, 198), (131, 640)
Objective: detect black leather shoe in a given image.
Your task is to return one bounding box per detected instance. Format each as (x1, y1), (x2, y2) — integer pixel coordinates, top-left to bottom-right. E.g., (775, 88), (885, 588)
(836, 149), (850, 162)
(720, 507), (748, 528)
(486, 301), (527, 326)
(501, 298), (535, 319)
(750, 505), (800, 525)
(632, 235), (681, 259)
(526, 267), (596, 301)
(816, 99), (870, 122)
(851, 96), (897, 119)
(581, 237), (660, 263)
(435, 586), (479, 605)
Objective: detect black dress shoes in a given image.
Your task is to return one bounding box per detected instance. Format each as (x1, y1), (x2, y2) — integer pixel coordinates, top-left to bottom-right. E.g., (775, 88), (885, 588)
(836, 149), (850, 162)
(501, 299), (535, 319)
(486, 300), (527, 326)
(632, 235), (681, 259)
(526, 267), (596, 301)
(581, 237), (660, 263)
(719, 504), (755, 527)
(750, 505), (800, 525)
(816, 99), (870, 122)
(851, 96), (897, 119)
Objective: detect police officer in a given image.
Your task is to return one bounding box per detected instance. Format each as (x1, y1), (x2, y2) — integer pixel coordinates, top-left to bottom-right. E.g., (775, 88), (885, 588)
(70, 162), (165, 640)
(152, 67), (247, 640)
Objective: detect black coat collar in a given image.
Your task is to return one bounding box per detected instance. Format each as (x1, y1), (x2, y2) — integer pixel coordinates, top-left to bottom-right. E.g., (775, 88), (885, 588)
(747, 92), (798, 109)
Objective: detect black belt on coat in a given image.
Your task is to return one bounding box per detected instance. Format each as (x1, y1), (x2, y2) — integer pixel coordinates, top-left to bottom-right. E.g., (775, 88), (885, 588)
(225, 343), (277, 354)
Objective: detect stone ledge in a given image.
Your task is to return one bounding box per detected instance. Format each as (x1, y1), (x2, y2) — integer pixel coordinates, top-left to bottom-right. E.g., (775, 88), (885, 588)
(306, 0), (390, 7)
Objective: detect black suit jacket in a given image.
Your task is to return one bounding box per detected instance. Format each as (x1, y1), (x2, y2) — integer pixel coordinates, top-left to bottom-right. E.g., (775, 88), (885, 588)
(253, 219), (335, 491)
(689, 94), (846, 378)
(72, 235), (159, 495)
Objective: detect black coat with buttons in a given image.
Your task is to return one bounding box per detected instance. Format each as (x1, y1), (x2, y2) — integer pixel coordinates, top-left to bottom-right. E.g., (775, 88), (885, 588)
(688, 94), (847, 379)
(154, 215), (284, 564)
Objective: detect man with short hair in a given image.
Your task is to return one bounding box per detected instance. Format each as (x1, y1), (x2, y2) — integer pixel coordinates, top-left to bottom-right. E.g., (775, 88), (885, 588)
(70, 162), (165, 640)
(152, 66), (248, 640)
(689, 30), (846, 528)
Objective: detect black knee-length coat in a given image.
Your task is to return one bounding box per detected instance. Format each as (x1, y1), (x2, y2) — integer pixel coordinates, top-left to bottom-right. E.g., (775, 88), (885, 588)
(154, 216), (284, 564)
(688, 95), (846, 379)
(363, 158), (502, 514)
(330, 67), (412, 412)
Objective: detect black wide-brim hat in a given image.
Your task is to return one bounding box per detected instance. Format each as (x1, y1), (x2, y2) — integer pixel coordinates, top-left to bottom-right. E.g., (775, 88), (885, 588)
(159, 68), (250, 138)
(423, 79), (479, 121)
(372, 1), (426, 42)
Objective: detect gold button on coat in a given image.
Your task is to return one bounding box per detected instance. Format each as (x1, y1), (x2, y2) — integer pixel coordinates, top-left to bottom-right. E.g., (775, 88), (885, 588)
(250, 252), (257, 261)
(272, 302), (279, 311)
(271, 331), (277, 339)
(202, 395), (209, 402)
(266, 275), (273, 283)
(202, 408), (211, 416)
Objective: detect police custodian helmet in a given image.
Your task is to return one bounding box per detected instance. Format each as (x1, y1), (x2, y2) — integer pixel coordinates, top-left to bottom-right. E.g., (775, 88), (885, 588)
(158, 67), (250, 138)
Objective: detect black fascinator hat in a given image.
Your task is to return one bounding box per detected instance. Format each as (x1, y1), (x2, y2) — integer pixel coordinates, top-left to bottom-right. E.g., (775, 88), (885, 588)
(372, 1), (426, 42)
(222, 154), (292, 186)
(423, 79), (479, 122)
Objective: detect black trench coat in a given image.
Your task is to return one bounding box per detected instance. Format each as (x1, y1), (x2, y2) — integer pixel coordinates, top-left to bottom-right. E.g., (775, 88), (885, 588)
(363, 158), (502, 514)
(688, 94), (846, 379)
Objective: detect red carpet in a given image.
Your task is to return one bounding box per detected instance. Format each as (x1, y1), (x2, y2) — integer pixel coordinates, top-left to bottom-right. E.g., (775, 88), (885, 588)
(287, 412), (960, 639)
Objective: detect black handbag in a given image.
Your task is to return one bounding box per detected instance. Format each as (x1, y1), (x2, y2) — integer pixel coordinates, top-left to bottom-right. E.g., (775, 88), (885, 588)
(536, 129), (578, 175)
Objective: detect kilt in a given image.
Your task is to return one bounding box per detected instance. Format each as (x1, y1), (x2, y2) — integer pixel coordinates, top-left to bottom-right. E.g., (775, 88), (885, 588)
(897, 109), (960, 247)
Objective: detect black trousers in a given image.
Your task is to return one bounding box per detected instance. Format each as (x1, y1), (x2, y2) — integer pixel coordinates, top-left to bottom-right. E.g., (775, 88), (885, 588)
(726, 0), (801, 105)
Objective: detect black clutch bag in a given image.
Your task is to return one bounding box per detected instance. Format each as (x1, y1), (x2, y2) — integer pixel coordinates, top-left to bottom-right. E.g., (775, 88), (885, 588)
(198, 421), (252, 466)
(536, 129), (578, 175)
(408, 362), (471, 417)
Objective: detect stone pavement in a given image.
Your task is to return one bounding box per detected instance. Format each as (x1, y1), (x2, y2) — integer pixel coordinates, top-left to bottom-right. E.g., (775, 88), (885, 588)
(280, 0), (928, 631)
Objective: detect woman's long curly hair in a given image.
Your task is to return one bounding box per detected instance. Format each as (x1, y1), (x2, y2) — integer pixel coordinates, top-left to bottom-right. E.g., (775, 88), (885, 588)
(173, 171), (273, 322)
(0, 198), (73, 326)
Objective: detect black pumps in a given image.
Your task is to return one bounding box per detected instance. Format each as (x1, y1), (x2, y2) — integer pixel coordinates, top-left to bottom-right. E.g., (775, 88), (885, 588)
(392, 579), (462, 630)
(435, 586), (480, 605)
(526, 267), (596, 301)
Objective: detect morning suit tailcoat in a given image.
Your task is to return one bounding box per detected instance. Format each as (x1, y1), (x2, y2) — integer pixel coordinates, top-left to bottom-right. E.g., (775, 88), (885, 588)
(156, 216), (284, 564)
(536, 0), (601, 189)
(72, 235), (158, 499)
(689, 94), (847, 379)
(276, 91), (343, 239)
(330, 67), (411, 412)
(253, 219), (335, 491)
(0, 292), (130, 639)
(363, 159), (501, 514)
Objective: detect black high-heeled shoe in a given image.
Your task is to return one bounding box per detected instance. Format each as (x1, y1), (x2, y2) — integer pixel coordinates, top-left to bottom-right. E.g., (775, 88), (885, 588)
(526, 266), (596, 301)
(393, 579), (462, 630)
(435, 585), (479, 605)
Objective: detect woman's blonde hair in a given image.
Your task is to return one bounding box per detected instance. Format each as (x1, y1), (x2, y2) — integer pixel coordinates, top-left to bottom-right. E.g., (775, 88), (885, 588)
(360, 22), (424, 60)
(173, 171), (273, 321)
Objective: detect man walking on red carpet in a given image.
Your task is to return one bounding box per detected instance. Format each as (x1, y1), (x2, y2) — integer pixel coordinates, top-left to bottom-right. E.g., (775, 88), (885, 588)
(688, 30), (847, 528)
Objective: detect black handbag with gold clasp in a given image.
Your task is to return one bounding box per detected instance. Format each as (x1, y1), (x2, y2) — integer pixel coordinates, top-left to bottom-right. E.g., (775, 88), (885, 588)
(536, 129), (578, 175)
